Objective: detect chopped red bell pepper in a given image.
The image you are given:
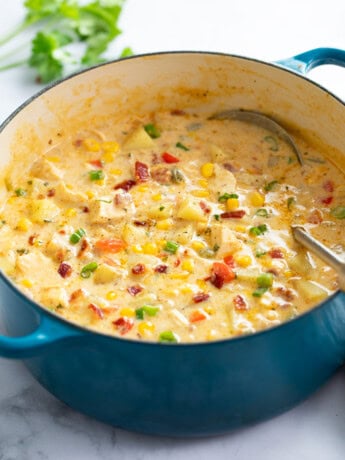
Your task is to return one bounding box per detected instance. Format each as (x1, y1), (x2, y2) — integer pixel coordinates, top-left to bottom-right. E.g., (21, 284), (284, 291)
(189, 310), (207, 322)
(210, 262), (235, 289)
(223, 254), (235, 267)
(268, 248), (284, 259)
(220, 210), (246, 219)
(321, 196), (333, 205)
(89, 159), (104, 168)
(162, 152), (180, 164)
(323, 180), (334, 193)
(95, 238), (126, 253)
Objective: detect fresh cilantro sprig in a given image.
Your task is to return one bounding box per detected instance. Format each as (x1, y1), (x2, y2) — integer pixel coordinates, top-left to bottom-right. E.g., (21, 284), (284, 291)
(0, 0), (132, 83)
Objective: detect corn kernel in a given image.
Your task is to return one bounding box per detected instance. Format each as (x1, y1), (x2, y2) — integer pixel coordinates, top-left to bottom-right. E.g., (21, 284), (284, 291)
(138, 321), (155, 336)
(181, 258), (194, 273)
(156, 219), (173, 230)
(86, 190), (95, 199)
(94, 179), (105, 186)
(169, 272), (189, 280)
(102, 141), (119, 153)
(191, 189), (210, 198)
(131, 244), (143, 254)
(7, 197), (18, 205)
(137, 184), (149, 192)
(142, 242), (158, 255)
(260, 258), (272, 268)
(16, 218), (32, 232)
(234, 225), (246, 233)
(65, 208), (77, 217)
(152, 193), (162, 201)
(284, 270), (293, 278)
(101, 152), (115, 163)
(198, 179), (209, 188)
(226, 197), (239, 211)
(83, 138), (100, 152)
(45, 156), (60, 163)
(204, 306), (215, 315)
(235, 255), (252, 267)
(34, 239), (43, 247)
(21, 279), (33, 288)
(180, 285), (194, 294)
(157, 239), (167, 248)
(120, 307), (135, 317)
(201, 163), (214, 178)
(196, 279), (207, 290)
(250, 191), (265, 207)
(106, 290), (117, 300)
(206, 329), (218, 341)
(191, 240), (206, 251)
(110, 168), (123, 175)
(66, 184), (73, 190)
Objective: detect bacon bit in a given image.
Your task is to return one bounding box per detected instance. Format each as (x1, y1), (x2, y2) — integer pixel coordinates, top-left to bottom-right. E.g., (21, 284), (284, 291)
(132, 263), (146, 275)
(78, 239), (89, 258)
(48, 139), (53, 145)
(151, 167), (172, 184)
(58, 262), (72, 278)
(162, 152), (180, 164)
(223, 163), (236, 172)
(89, 159), (103, 168)
(223, 254), (235, 267)
(133, 220), (147, 226)
(58, 229), (66, 235)
(210, 262), (235, 289)
(73, 139), (83, 147)
(47, 188), (56, 197)
(95, 238), (126, 253)
(268, 248), (284, 259)
(323, 180), (334, 193)
(114, 191), (133, 207)
(199, 201), (211, 214)
(307, 209), (323, 224)
(170, 109), (186, 116)
(276, 287), (295, 302)
(113, 317), (134, 335)
(189, 310), (207, 323)
(127, 285), (143, 296)
(114, 179), (136, 191)
(193, 292), (210, 303)
(135, 161), (150, 182)
(267, 268), (279, 277)
(88, 303), (104, 320)
(151, 153), (161, 165)
(154, 264), (168, 273)
(233, 295), (248, 311)
(28, 234), (38, 245)
(174, 258), (181, 267)
(220, 210), (246, 219)
(82, 206), (90, 213)
(69, 289), (84, 302)
(321, 196), (333, 205)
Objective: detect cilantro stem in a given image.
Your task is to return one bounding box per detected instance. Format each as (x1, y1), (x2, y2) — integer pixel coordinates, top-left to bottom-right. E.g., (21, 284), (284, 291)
(0, 22), (30, 47)
(0, 60), (27, 72)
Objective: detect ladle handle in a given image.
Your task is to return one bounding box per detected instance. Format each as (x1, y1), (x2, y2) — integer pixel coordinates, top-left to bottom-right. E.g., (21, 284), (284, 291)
(292, 225), (345, 291)
(275, 47), (345, 75)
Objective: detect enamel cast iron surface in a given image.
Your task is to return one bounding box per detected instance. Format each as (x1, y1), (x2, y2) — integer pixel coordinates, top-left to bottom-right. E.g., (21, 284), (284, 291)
(0, 48), (345, 436)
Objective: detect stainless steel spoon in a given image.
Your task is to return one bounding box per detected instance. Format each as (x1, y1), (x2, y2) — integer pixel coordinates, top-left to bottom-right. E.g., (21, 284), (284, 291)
(210, 109), (304, 166)
(292, 225), (345, 291)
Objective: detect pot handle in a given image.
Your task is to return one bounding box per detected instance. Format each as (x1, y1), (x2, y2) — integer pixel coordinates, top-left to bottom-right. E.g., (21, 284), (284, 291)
(0, 314), (84, 359)
(275, 47), (345, 75)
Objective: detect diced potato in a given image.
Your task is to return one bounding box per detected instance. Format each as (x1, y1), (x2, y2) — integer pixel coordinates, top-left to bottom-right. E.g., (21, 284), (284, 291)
(54, 182), (87, 204)
(147, 203), (173, 219)
(294, 279), (328, 303)
(30, 199), (60, 223)
(211, 164), (236, 192)
(40, 286), (69, 309)
(207, 223), (243, 257)
(45, 235), (72, 262)
(93, 264), (123, 284)
(0, 250), (16, 275)
(16, 252), (53, 275)
(28, 178), (50, 198)
(122, 223), (148, 245)
(88, 197), (134, 224)
(174, 225), (194, 244)
(209, 144), (227, 162)
(236, 268), (261, 282)
(289, 252), (313, 276)
(30, 158), (63, 181)
(123, 126), (154, 150)
(177, 197), (206, 222)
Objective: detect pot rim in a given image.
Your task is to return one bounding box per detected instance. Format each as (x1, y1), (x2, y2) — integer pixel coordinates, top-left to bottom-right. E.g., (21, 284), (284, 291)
(0, 50), (343, 348)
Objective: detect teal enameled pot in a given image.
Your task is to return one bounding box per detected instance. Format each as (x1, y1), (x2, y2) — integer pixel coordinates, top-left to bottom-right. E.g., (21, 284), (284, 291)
(0, 48), (345, 437)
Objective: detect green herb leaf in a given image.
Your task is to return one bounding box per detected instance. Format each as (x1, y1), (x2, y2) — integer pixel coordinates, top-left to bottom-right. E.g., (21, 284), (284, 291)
(159, 330), (178, 343)
(15, 188), (27, 197)
(255, 250), (267, 258)
(252, 287), (268, 297)
(176, 142), (189, 151)
(249, 224), (268, 236)
(89, 169), (104, 181)
(135, 305), (160, 320)
(287, 197), (296, 209)
(264, 180), (279, 192)
(144, 123), (161, 139)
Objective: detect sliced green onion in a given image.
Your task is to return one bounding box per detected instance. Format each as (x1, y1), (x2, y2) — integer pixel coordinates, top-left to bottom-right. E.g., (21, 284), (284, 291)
(218, 192), (239, 203)
(255, 208), (268, 217)
(70, 228), (86, 244)
(176, 142), (189, 151)
(214, 214), (220, 221)
(135, 305), (160, 320)
(159, 330), (178, 343)
(80, 262), (98, 278)
(330, 206), (345, 219)
(249, 224), (268, 236)
(252, 287), (268, 297)
(257, 272), (273, 288)
(89, 170), (104, 181)
(171, 168), (184, 183)
(144, 123), (161, 139)
(15, 188), (26, 197)
(287, 197), (296, 209)
(164, 240), (179, 254)
(255, 250), (267, 258)
(199, 248), (216, 259)
(264, 180), (279, 191)
(264, 135), (279, 151)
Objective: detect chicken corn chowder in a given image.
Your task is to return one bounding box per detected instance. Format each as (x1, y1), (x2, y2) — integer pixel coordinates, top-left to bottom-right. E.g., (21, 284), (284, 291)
(0, 110), (344, 343)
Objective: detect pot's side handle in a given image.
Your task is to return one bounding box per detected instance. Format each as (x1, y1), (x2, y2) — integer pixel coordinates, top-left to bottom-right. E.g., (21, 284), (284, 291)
(0, 315), (84, 359)
(275, 47), (345, 75)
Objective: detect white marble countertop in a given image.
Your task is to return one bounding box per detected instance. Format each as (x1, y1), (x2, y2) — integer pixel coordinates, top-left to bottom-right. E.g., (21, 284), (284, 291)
(0, 1), (345, 459)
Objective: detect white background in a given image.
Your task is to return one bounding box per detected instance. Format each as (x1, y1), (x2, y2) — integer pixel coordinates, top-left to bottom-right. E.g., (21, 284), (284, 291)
(0, 1), (344, 459)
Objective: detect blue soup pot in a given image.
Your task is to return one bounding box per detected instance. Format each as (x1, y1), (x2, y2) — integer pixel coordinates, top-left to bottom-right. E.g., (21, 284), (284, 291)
(0, 48), (345, 437)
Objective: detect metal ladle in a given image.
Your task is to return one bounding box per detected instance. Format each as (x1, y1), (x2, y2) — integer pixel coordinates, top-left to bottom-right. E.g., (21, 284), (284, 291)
(292, 225), (345, 291)
(210, 109), (304, 166)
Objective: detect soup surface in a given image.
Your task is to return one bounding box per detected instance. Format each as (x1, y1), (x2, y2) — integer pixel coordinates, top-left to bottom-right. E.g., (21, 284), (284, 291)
(0, 110), (344, 342)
